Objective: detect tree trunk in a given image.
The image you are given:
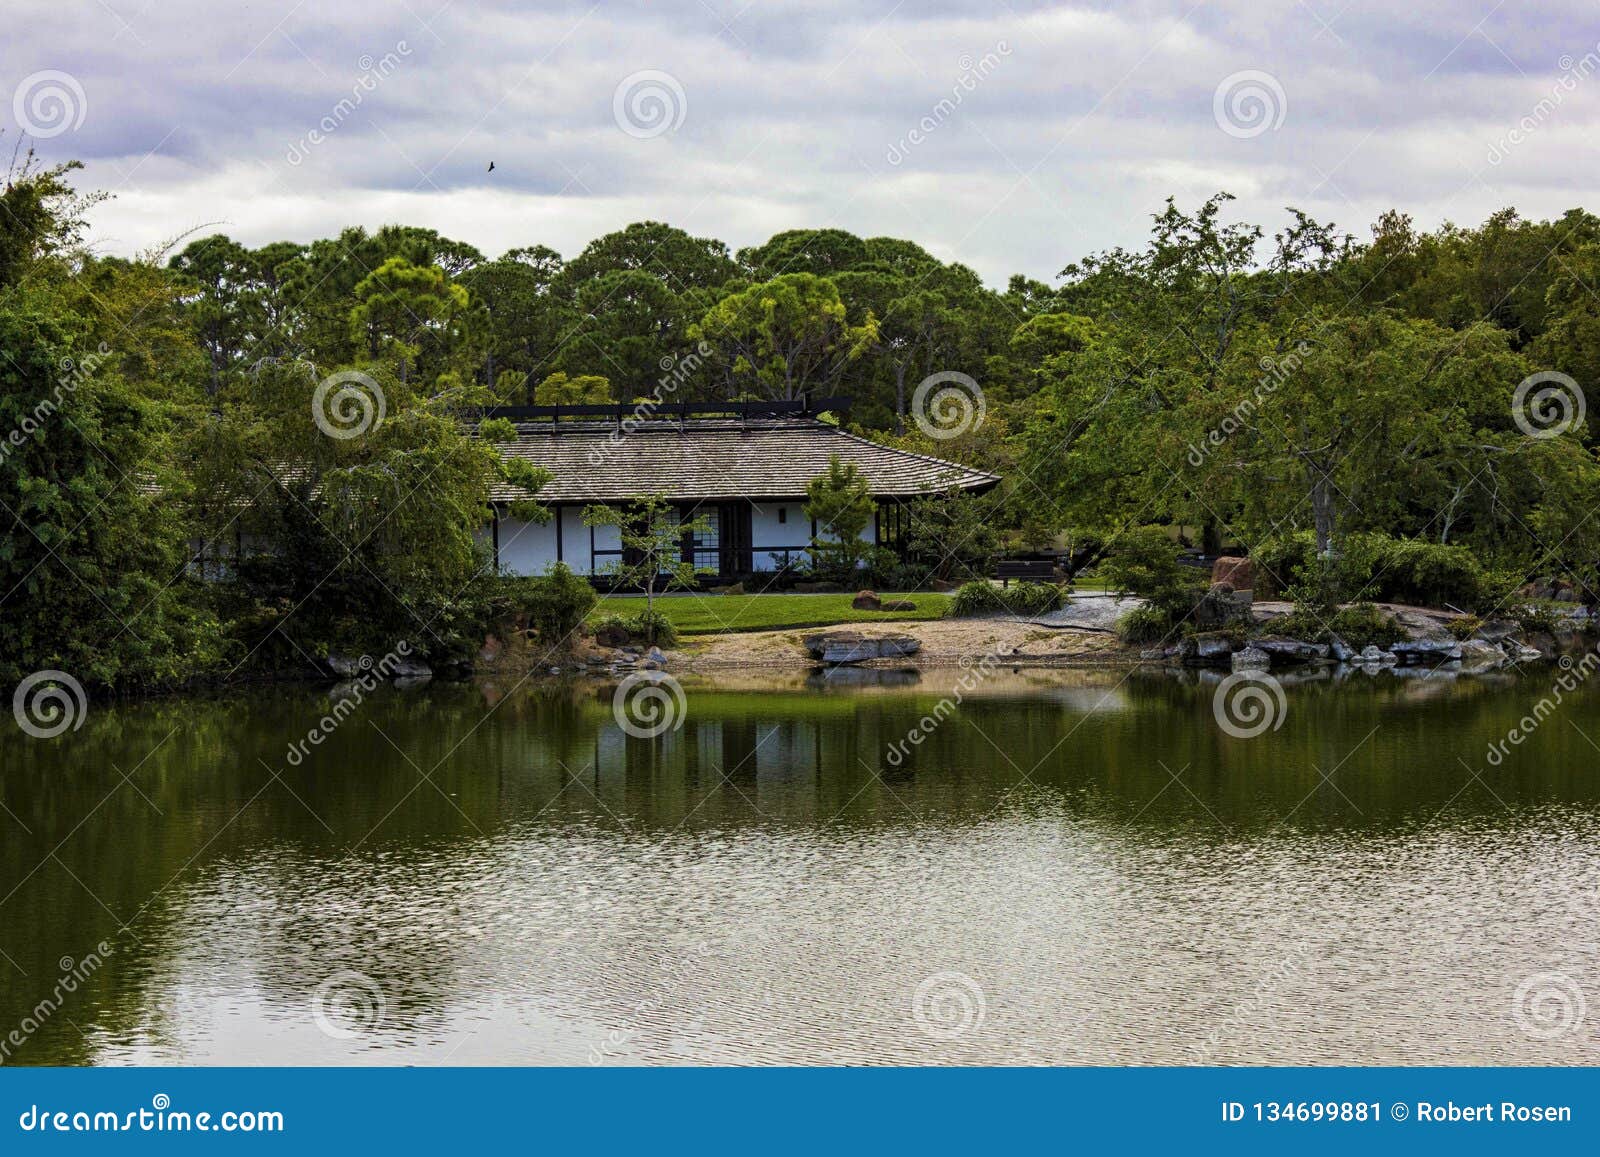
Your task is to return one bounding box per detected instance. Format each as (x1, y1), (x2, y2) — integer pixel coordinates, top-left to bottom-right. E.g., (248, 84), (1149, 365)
(1309, 467), (1337, 557)
(893, 364), (906, 435)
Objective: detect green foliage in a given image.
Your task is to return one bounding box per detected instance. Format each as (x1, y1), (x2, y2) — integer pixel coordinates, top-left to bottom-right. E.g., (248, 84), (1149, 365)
(948, 580), (1065, 617)
(497, 563), (596, 645)
(583, 494), (710, 640)
(1275, 602), (1405, 650)
(533, 371), (611, 405)
(1448, 615), (1483, 641)
(804, 456), (876, 579)
(1117, 605), (1173, 645)
(1097, 527), (1200, 615)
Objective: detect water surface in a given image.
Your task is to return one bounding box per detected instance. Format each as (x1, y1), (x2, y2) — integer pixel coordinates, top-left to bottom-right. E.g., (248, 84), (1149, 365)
(2, 668), (1597, 1065)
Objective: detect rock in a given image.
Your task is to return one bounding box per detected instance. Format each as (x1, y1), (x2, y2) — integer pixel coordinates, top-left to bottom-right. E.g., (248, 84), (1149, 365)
(1253, 636), (1330, 663)
(1501, 639), (1544, 663)
(1555, 587), (1577, 603)
(1330, 640), (1355, 663)
(324, 654), (362, 679)
(879, 599), (917, 611)
(1358, 645), (1398, 666)
(1211, 556), (1254, 590)
(642, 660), (661, 670)
(647, 646), (667, 665)
(1390, 639), (1463, 664)
(547, 666), (561, 675)
(722, 582), (745, 596)
(1139, 647), (1168, 661)
(1473, 619), (1519, 642)
(595, 622), (631, 647)
(1231, 646), (1272, 671)
(393, 658), (433, 679)
(852, 590), (882, 611)
(1184, 631), (1241, 664)
(1457, 639), (1507, 672)
(802, 631), (922, 665)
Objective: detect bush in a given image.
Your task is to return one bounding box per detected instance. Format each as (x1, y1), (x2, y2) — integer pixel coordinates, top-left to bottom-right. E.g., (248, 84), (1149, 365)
(1275, 601), (1404, 650)
(1448, 615), (1482, 641)
(496, 563), (598, 648)
(627, 609), (678, 647)
(1098, 526), (1200, 614)
(948, 580), (1066, 618)
(1250, 532), (1320, 598)
(1369, 538), (1483, 608)
(1117, 605), (1172, 644)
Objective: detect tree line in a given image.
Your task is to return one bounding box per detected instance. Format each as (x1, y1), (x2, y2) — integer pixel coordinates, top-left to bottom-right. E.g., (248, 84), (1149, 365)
(3, 142), (1599, 688)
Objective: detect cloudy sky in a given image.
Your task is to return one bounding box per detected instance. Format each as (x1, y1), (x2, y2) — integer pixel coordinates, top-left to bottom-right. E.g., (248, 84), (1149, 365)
(4, 0), (1596, 284)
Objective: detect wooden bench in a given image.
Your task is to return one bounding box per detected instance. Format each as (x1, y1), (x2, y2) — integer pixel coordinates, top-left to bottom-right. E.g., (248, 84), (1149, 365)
(995, 560), (1058, 587)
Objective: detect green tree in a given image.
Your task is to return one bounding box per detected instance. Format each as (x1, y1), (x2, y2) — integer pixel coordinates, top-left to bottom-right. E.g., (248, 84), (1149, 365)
(804, 455), (875, 578)
(582, 494), (712, 640)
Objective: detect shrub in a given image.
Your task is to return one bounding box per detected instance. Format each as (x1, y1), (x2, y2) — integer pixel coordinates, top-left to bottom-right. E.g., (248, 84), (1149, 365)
(1448, 615), (1482, 641)
(1098, 526), (1200, 615)
(1275, 601), (1403, 650)
(1516, 603), (1562, 634)
(1251, 532), (1320, 598)
(1369, 538), (1483, 608)
(1117, 605), (1172, 644)
(948, 580), (1066, 618)
(627, 609), (678, 647)
(495, 563), (598, 648)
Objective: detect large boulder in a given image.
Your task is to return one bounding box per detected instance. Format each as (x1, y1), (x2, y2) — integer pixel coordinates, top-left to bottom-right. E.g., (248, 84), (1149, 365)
(852, 590), (882, 611)
(802, 631), (922, 665)
(1252, 636), (1330, 663)
(1457, 639), (1507, 672)
(1390, 639), (1463, 665)
(1180, 631), (1241, 665)
(1211, 556), (1254, 590)
(879, 599), (917, 611)
(1231, 645), (1272, 672)
(594, 621), (631, 648)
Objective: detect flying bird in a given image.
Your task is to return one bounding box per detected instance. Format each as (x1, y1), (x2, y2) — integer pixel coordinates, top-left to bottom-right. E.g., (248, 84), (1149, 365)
(487, 161), (495, 173)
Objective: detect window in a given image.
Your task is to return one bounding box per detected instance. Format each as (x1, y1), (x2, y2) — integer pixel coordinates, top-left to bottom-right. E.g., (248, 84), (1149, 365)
(777, 506), (787, 524)
(691, 507), (721, 572)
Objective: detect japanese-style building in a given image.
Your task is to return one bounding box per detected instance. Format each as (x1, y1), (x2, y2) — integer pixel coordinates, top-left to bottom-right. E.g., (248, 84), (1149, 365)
(478, 399), (999, 582)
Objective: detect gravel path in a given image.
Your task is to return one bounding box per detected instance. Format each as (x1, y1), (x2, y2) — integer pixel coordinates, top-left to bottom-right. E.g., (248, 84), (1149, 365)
(1028, 593), (1147, 632)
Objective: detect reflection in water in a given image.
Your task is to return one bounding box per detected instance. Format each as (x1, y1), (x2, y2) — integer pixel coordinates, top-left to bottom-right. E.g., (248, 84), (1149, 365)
(2, 670), (1598, 1065)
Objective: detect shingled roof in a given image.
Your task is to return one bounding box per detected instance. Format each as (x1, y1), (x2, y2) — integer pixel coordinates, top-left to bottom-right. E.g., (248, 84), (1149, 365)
(485, 418), (1000, 504)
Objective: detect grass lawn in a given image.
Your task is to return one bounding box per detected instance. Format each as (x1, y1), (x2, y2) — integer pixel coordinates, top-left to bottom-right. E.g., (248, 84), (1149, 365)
(591, 591), (952, 635)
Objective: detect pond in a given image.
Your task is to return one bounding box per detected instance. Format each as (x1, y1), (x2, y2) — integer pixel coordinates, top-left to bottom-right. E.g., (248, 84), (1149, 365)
(2, 666), (1597, 1065)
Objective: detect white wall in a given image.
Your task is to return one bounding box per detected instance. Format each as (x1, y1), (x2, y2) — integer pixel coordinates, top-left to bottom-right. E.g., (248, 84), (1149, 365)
(497, 514), (560, 577)
(750, 501), (811, 571)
